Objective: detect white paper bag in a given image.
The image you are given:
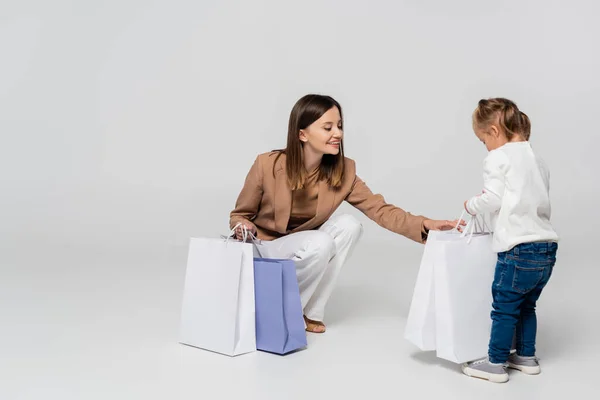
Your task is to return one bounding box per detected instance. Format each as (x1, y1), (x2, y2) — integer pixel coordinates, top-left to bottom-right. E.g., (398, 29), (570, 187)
(432, 230), (497, 363)
(405, 215), (497, 364)
(179, 236), (256, 356)
(404, 231), (439, 351)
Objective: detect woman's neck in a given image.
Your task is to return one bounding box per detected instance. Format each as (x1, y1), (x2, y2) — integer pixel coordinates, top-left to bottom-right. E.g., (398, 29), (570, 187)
(303, 148), (323, 173)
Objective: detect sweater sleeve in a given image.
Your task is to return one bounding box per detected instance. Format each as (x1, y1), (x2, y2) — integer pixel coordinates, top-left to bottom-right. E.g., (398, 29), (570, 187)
(466, 150), (507, 215)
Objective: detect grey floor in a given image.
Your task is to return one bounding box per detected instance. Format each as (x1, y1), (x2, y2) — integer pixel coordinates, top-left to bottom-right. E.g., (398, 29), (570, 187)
(1, 240), (596, 400)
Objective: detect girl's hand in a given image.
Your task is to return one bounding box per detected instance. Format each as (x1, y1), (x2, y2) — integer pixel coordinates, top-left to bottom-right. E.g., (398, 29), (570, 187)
(234, 223), (257, 241)
(464, 200), (475, 216)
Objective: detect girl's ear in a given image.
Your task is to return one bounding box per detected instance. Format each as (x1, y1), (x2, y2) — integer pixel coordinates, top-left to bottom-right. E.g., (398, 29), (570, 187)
(489, 125), (500, 138)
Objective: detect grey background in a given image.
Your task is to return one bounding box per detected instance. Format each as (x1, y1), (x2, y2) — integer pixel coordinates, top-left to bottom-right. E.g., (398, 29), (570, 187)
(1, 1), (597, 399)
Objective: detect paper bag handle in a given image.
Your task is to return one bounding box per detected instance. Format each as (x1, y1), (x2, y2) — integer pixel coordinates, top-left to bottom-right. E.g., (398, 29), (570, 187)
(222, 223), (265, 257)
(460, 214), (492, 243)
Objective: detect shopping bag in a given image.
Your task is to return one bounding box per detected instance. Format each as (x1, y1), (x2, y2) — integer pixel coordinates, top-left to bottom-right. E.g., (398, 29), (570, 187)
(405, 214), (497, 364)
(179, 230), (256, 356)
(253, 258), (307, 354)
(432, 218), (497, 363)
(404, 231), (440, 351)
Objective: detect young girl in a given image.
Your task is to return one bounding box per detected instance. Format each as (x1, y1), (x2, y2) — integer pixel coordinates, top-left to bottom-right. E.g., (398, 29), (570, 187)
(461, 98), (559, 383)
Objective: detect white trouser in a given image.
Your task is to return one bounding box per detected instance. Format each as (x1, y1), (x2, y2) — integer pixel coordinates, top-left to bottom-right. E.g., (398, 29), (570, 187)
(254, 214), (363, 322)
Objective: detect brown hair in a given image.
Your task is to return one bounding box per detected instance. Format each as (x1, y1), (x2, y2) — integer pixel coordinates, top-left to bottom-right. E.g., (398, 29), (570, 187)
(473, 98), (531, 140)
(273, 94), (345, 190)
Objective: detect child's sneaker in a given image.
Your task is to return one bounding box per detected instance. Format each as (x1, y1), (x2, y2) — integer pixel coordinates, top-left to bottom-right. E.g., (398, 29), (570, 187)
(462, 358), (509, 383)
(508, 354), (541, 375)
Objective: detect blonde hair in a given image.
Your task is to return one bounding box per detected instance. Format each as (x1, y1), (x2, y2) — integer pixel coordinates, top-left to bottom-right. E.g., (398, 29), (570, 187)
(473, 98), (531, 140)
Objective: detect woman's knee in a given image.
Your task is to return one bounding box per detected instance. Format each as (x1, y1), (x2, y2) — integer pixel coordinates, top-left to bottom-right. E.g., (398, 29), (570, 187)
(328, 214), (363, 238)
(304, 231), (336, 262)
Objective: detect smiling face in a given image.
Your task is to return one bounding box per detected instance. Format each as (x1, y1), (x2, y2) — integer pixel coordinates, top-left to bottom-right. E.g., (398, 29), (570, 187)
(299, 106), (343, 156)
(284, 94), (346, 190)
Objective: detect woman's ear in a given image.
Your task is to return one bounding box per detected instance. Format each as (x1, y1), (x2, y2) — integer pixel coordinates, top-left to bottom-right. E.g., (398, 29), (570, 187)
(299, 129), (308, 143)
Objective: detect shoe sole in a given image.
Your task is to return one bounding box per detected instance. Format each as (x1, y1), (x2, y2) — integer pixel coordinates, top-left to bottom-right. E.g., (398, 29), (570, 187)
(507, 363), (541, 375)
(462, 365), (509, 383)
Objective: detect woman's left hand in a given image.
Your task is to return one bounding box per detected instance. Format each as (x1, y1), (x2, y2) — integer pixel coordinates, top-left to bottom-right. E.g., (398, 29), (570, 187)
(424, 219), (466, 233)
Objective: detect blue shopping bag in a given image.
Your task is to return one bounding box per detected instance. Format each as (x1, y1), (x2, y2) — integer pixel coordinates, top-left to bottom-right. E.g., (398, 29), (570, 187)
(253, 258), (307, 354)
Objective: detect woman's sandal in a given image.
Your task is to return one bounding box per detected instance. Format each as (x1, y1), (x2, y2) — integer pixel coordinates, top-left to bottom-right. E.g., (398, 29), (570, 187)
(304, 315), (326, 333)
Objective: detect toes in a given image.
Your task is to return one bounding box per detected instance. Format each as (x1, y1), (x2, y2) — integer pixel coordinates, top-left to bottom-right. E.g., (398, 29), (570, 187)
(303, 315), (326, 333)
(306, 323), (326, 333)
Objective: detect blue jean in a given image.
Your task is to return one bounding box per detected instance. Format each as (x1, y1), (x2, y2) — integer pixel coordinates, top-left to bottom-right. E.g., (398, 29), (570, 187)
(488, 242), (558, 364)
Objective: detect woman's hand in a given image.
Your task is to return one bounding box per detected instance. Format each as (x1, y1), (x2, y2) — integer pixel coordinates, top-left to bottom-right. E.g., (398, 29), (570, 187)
(234, 223), (257, 241)
(424, 219), (466, 233)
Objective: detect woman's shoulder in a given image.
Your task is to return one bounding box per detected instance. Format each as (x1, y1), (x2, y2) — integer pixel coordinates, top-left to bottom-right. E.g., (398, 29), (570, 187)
(256, 151), (284, 163)
(338, 156), (357, 189)
(343, 156), (357, 174)
(252, 151), (285, 174)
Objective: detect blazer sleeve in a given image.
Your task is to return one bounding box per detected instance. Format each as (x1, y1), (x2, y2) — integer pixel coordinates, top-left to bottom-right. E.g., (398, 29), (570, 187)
(229, 155), (264, 230)
(345, 174), (428, 243)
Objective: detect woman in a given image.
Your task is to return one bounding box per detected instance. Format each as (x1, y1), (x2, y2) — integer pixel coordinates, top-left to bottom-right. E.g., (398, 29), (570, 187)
(230, 94), (461, 333)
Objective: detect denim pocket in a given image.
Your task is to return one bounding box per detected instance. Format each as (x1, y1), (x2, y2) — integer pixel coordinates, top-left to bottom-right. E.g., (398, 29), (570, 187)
(512, 261), (546, 294)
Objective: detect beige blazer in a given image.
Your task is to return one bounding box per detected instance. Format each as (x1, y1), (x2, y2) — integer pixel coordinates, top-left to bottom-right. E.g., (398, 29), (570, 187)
(230, 152), (428, 243)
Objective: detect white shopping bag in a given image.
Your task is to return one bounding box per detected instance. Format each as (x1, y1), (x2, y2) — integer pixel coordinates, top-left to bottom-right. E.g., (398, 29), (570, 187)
(405, 215), (497, 364)
(179, 230), (256, 356)
(404, 232), (440, 351)
(432, 228), (497, 363)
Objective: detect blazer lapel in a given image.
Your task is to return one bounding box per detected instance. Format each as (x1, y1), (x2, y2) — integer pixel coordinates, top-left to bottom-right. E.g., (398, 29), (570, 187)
(274, 163), (292, 234)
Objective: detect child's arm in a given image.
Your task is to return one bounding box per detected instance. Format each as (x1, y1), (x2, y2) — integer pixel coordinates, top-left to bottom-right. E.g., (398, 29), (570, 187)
(465, 151), (507, 215)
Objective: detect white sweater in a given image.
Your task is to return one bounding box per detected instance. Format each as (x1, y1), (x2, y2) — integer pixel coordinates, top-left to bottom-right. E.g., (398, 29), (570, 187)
(466, 142), (559, 253)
